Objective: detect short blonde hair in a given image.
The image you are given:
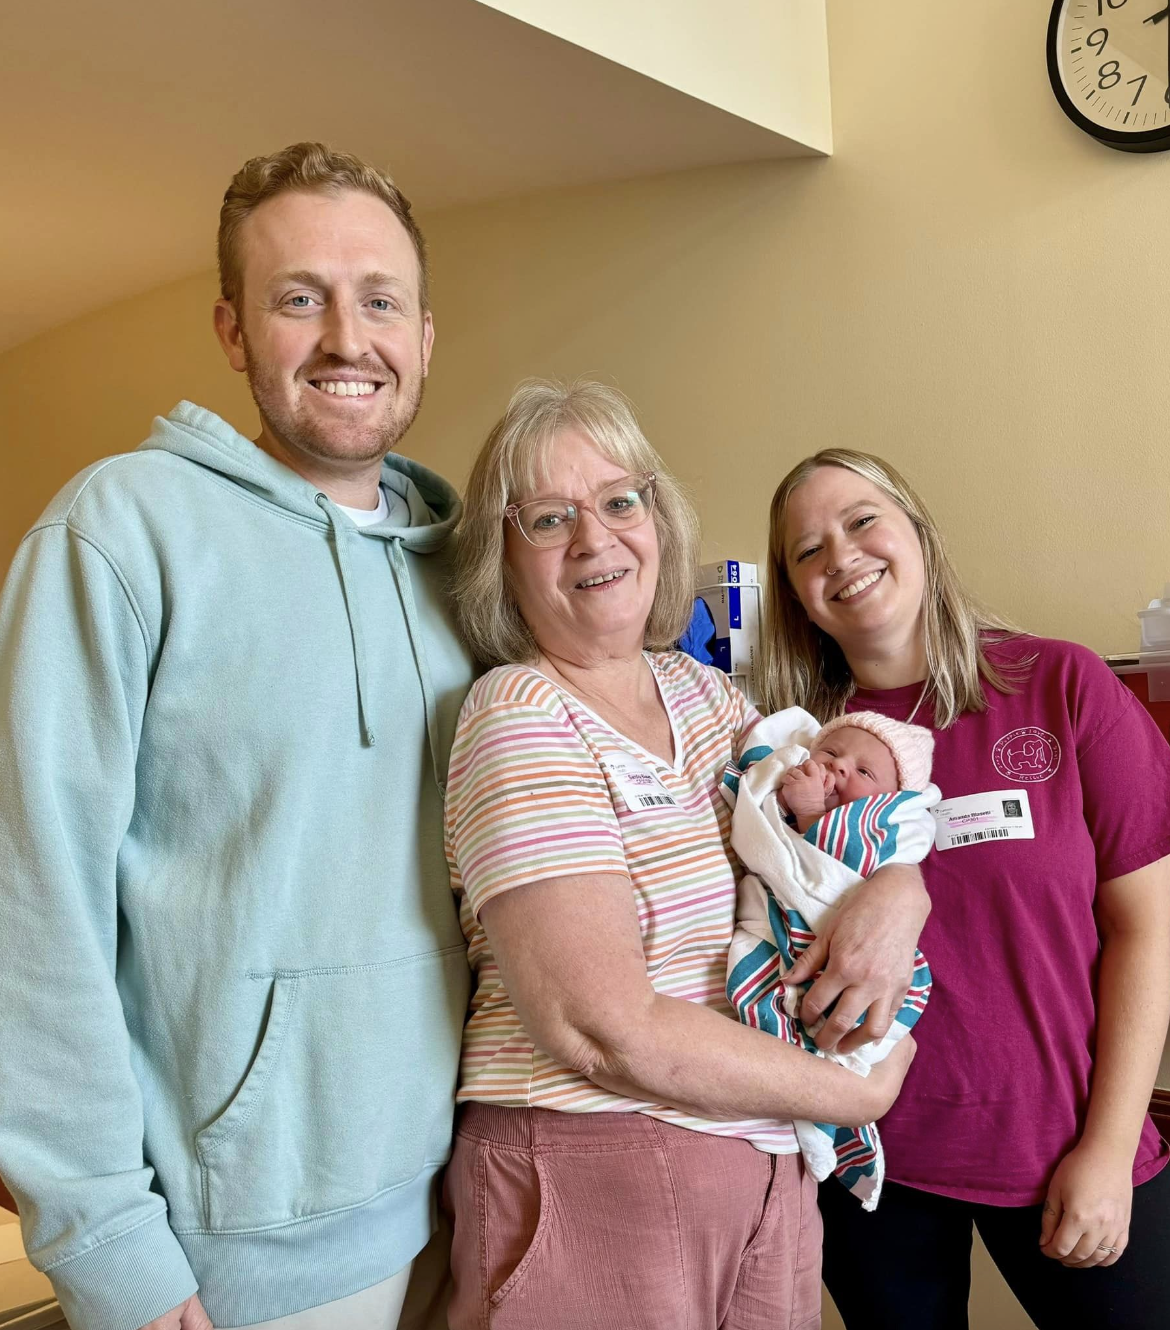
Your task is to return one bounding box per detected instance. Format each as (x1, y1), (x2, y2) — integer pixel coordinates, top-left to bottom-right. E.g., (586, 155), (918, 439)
(758, 448), (1028, 728)
(455, 379), (700, 667)
(217, 141), (429, 309)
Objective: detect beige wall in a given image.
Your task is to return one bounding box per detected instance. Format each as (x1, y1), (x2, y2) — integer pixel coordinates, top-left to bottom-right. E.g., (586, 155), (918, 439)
(0, 271), (257, 567)
(5, 0), (1166, 1057)
(5, 0), (1168, 649)
(0, 3), (1166, 1322)
(477, 0), (832, 150)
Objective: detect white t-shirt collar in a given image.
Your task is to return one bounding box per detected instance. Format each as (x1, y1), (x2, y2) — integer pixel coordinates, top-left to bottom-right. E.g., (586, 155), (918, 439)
(335, 485), (410, 528)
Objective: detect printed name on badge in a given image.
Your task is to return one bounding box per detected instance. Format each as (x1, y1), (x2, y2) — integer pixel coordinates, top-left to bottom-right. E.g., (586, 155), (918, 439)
(931, 789), (1034, 851)
(600, 751), (679, 813)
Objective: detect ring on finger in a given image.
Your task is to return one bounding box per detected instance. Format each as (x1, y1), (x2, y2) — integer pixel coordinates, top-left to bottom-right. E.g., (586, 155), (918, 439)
(1096, 1244), (1118, 1254)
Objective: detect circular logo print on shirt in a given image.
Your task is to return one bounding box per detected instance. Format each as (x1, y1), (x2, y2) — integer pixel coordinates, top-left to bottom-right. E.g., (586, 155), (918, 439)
(991, 727), (1062, 783)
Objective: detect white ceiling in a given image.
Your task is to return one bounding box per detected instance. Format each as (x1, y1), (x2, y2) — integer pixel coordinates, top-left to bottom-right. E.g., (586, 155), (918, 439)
(0, 0), (815, 354)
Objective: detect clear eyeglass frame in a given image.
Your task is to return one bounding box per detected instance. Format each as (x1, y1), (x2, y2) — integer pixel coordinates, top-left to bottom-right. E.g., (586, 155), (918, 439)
(504, 471), (657, 548)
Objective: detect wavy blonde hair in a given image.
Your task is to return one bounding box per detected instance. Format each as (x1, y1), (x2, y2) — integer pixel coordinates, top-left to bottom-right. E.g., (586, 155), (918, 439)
(455, 379), (700, 667)
(758, 449), (1028, 727)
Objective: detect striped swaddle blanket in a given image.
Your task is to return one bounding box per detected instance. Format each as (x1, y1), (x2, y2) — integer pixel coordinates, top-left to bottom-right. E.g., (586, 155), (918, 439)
(723, 708), (940, 1210)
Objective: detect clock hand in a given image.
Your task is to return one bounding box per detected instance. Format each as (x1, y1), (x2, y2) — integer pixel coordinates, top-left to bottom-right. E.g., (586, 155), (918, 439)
(1142, 6), (1167, 22)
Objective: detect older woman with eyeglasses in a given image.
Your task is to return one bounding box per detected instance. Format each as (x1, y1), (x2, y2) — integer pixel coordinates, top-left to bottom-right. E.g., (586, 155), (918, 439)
(440, 380), (916, 1330)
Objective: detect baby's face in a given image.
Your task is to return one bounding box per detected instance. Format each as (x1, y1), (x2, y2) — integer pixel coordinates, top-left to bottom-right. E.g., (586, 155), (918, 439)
(810, 727), (899, 808)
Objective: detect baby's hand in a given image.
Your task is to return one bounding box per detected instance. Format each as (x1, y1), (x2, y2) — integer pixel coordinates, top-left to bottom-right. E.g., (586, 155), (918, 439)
(781, 760), (831, 821)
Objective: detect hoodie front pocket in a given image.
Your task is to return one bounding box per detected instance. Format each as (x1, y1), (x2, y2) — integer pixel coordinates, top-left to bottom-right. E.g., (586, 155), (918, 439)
(195, 946), (467, 1231)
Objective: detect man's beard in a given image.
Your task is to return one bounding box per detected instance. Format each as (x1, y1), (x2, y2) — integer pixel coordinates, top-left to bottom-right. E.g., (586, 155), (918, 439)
(242, 335), (426, 465)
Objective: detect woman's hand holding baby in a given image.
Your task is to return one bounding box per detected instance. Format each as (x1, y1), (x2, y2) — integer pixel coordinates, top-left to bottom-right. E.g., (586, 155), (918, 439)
(786, 864), (931, 1055)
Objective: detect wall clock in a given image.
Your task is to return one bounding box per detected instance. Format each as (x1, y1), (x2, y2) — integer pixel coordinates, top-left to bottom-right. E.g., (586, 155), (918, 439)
(1047, 0), (1170, 151)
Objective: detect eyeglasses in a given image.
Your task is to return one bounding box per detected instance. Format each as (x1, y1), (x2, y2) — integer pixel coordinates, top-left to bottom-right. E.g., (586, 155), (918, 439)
(505, 472), (657, 548)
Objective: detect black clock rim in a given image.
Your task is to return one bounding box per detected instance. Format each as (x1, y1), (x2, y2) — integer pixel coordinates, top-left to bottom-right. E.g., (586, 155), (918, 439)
(1046, 0), (1170, 152)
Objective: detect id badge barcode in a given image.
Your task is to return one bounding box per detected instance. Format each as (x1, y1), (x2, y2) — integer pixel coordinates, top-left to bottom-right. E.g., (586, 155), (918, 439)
(932, 790), (1034, 851)
(601, 750), (680, 814)
(951, 828), (1011, 846)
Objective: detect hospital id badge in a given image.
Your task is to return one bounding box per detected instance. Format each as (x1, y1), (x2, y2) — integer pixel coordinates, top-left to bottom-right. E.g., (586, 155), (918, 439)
(600, 751), (679, 813)
(931, 789), (1034, 851)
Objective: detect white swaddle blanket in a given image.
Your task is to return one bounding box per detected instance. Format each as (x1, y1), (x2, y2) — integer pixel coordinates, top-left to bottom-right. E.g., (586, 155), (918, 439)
(724, 708), (939, 1208)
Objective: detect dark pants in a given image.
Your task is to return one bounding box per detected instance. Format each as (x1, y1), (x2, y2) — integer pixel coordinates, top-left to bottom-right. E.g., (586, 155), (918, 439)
(819, 1162), (1170, 1330)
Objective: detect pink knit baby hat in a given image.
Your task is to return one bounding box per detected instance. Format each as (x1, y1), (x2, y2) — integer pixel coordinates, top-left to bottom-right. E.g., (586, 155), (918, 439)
(811, 711), (935, 792)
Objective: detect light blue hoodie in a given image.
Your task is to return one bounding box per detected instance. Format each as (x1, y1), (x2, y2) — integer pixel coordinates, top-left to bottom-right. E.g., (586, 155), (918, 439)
(0, 403), (474, 1330)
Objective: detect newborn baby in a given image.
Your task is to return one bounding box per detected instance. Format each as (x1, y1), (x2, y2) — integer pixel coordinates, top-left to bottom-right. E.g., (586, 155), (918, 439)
(779, 721), (907, 833)
(723, 709), (940, 1210)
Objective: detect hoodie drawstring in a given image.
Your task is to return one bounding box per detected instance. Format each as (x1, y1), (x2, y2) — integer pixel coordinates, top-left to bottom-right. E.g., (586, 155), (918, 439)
(387, 538), (445, 797)
(318, 496), (377, 747)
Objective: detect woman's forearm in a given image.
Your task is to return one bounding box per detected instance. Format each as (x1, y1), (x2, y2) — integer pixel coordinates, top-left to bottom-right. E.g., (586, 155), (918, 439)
(866, 861), (932, 925)
(580, 990), (898, 1128)
(1081, 927), (1170, 1158)
(1082, 856), (1170, 1158)
(481, 872), (909, 1131)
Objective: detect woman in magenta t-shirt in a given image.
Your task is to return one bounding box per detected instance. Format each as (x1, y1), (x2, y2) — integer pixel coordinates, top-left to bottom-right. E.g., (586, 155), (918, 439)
(757, 447), (1170, 1329)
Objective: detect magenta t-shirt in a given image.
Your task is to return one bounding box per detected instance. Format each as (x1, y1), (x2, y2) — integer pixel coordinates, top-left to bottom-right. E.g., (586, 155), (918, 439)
(849, 636), (1170, 1205)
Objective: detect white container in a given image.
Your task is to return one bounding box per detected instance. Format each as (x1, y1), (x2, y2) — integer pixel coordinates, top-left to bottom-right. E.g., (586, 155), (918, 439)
(1139, 584), (1170, 651)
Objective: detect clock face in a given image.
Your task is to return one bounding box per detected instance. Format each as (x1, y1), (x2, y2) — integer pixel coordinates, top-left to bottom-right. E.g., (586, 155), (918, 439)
(1048, 0), (1170, 150)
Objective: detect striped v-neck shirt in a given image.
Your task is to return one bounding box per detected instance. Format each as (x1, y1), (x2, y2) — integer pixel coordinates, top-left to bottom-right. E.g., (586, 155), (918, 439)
(445, 651), (797, 1154)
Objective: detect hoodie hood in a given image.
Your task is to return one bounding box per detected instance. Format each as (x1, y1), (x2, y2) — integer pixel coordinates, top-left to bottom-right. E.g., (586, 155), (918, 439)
(141, 401), (464, 763)
(141, 400), (462, 552)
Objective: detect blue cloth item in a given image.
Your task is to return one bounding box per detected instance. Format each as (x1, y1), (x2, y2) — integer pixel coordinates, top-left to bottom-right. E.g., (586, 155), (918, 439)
(0, 403), (474, 1330)
(677, 595), (717, 666)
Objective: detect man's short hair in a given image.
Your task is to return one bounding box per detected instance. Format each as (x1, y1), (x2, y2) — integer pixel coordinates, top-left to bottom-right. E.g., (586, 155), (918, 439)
(217, 141), (429, 310)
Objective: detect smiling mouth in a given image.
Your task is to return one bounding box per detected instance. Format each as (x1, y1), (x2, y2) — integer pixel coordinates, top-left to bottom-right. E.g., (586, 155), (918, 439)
(308, 380), (384, 397)
(576, 570), (629, 589)
(835, 569), (884, 601)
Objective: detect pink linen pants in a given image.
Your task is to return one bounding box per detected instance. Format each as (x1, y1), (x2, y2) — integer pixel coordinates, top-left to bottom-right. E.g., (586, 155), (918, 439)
(444, 1103), (821, 1330)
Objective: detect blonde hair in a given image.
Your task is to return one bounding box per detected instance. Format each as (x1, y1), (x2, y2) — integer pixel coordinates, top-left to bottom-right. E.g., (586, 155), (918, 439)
(455, 379), (700, 667)
(217, 141), (429, 309)
(758, 448), (1028, 727)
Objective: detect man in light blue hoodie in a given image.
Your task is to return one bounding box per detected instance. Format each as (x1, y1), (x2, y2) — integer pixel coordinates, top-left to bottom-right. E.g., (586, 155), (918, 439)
(0, 143), (474, 1330)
